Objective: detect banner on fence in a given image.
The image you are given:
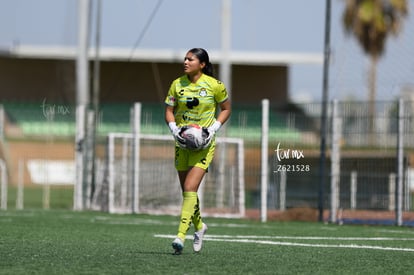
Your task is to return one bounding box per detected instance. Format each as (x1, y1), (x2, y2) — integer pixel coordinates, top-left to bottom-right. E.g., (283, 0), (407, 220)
(27, 159), (75, 185)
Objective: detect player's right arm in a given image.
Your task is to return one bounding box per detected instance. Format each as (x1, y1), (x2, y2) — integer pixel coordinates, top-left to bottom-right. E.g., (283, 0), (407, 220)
(165, 82), (186, 144)
(165, 104), (186, 146)
(164, 79), (178, 124)
(165, 105), (175, 124)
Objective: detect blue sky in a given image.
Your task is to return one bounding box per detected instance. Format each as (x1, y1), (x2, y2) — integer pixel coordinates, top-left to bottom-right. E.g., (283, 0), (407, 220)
(0, 0), (413, 102)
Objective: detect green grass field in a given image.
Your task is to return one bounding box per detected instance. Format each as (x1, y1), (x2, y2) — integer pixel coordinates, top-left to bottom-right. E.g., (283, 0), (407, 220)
(1, 210), (414, 274)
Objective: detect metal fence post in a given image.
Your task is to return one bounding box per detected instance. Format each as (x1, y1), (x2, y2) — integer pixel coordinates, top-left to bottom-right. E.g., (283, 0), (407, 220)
(279, 170), (286, 211)
(261, 99), (269, 223)
(0, 159), (7, 210)
(132, 103), (141, 214)
(16, 159), (24, 210)
(330, 100), (341, 223)
(396, 98), (404, 226)
(350, 171), (357, 210)
(388, 173), (396, 211)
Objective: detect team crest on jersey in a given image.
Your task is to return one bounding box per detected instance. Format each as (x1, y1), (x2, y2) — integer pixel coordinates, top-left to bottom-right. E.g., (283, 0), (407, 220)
(199, 89), (207, 97)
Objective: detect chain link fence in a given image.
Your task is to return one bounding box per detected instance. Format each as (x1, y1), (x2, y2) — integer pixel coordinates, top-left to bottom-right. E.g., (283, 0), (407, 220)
(0, 100), (413, 220)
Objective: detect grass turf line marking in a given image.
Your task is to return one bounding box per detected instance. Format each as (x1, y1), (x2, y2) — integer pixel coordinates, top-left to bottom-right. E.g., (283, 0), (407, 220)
(154, 234), (414, 252)
(207, 238), (414, 252)
(377, 229), (414, 235)
(205, 235), (414, 241)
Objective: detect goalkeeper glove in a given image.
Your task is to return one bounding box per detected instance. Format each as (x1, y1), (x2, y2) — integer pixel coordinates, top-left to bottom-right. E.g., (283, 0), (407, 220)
(168, 122), (186, 147)
(202, 121), (222, 149)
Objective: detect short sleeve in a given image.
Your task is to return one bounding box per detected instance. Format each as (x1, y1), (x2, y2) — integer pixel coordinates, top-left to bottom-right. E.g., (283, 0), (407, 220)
(164, 81), (177, 107)
(214, 81), (229, 103)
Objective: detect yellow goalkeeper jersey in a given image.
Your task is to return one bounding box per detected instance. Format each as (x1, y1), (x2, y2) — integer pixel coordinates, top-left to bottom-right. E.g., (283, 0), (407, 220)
(165, 73), (228, 128)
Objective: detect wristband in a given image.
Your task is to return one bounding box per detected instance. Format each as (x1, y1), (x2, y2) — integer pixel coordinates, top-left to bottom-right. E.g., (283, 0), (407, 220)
(210, 121), (222, 132)
(168, 122), (178, 133)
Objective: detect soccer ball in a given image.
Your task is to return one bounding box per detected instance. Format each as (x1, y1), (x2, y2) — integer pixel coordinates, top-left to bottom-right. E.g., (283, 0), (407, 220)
(179, 124), (208, 150)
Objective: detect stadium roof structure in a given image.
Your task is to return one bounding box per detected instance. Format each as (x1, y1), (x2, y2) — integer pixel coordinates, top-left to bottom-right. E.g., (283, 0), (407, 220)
(0, 45), (323, 66)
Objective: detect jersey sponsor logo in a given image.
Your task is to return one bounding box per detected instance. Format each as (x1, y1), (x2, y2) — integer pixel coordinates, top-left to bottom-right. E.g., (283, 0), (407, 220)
(182, 111), (202, 122)
(186, 97), (199, 109)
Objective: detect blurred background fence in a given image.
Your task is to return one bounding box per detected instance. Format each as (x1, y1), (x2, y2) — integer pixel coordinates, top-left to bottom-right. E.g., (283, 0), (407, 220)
(0, 99), (413, 221)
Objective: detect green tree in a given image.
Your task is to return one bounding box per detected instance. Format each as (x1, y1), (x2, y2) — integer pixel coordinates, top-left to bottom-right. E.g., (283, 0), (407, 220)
(342, 0), (408, 134)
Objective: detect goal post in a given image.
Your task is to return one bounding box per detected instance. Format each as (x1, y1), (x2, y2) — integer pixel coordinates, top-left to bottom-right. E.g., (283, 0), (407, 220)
(100, 133), (245, 218)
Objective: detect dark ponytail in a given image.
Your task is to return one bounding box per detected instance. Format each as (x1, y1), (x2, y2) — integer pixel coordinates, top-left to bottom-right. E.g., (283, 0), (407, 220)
(188, 48), (214, 77)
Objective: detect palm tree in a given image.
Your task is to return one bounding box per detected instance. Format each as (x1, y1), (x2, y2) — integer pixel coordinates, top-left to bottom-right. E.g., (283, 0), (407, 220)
(342, 0), (408, 137)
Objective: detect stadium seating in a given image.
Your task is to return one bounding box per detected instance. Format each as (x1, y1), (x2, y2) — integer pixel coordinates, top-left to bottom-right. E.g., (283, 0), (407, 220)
(2, 101), (300, 140)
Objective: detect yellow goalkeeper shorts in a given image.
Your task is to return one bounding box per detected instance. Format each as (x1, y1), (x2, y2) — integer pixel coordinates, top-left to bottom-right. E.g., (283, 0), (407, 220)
(175, 143), (216, 171)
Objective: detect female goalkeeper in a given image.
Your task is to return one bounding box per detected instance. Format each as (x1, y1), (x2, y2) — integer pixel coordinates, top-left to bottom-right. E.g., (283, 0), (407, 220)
(164, 48), (231, 254)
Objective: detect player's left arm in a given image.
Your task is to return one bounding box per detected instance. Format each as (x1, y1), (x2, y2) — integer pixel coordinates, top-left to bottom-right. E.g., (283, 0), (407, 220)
(213, 81), (231, 126)
(202, 99), (231, 148)
(216, 99), (231, 125)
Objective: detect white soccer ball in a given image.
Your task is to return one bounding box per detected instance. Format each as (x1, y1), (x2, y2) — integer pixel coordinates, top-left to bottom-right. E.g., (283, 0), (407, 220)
(179, 124), (208, 150)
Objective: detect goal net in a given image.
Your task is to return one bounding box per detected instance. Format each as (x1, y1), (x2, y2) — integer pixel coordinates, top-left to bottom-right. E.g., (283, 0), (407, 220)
(94, 133), (245, 218)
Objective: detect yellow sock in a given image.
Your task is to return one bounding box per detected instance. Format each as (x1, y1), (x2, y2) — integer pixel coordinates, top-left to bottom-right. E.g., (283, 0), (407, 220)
(177, 192), (198, 240)
(192, 194), (203, 231)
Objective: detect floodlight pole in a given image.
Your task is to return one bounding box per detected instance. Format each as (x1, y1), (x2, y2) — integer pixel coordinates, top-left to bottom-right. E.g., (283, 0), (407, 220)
(318, 0), (331, 222)
(89, 0), (102, 203)
(74, 0), (91, 211)
(216, 0), (232, 209)
(92, 0), (101, 115)
(220, 0), (232, 97)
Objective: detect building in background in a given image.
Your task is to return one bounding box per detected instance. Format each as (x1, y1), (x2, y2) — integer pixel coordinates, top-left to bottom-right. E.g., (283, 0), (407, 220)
(0, 45), (322, 105)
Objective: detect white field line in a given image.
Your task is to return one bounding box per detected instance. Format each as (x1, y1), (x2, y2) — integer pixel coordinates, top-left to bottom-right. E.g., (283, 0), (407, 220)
(376, 229), (414, 235)
(153, 234), (414, 253)
(204, 235), (414, 241)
